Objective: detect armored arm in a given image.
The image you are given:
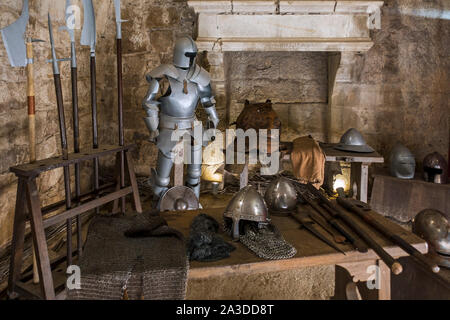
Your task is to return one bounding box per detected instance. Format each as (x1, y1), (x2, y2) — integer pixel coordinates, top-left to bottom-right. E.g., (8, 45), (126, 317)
(198, 84), (219, 129)
(142, 77), (161, 137)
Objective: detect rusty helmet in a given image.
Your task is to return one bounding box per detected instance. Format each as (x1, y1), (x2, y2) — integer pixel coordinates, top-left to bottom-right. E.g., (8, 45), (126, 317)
(423, 152), (448, 184)
(223, 186), (269, 240)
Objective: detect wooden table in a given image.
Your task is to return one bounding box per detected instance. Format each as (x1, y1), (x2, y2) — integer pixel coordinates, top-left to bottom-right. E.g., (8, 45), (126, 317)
(162, 206), (427, 300)
(279, 142), (384, 203)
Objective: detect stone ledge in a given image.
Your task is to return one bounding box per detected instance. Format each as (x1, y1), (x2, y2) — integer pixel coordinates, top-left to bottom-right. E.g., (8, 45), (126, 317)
(188, 0), (383, 15)
(196, 39), (374, 52)
(189, 0), (383, 52)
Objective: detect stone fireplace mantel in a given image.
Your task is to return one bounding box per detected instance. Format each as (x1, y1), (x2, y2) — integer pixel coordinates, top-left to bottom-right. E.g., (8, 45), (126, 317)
(188, 0), (384, 52)
(188, 1), (385, 143)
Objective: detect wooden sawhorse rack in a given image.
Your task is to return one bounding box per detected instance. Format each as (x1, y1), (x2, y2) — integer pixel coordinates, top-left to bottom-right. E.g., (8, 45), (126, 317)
(7, 144), (142, 300)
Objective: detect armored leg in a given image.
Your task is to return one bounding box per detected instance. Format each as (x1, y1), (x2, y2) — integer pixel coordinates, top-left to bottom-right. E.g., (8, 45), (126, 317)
(186, 142), (202, 199)
(150, 150), (174, 198)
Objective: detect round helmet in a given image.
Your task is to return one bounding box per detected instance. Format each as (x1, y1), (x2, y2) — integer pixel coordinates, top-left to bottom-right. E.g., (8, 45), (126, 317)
(173, 36), (198, 69)
(159, 186), (199, 212)
(389, 143), (416, 179)
(423, 152), (448, 184)
(223, 186), (269, 240)
(264, 177), (298, 214)
(413, 209), (450, 267)
(334, 128), (374, 153)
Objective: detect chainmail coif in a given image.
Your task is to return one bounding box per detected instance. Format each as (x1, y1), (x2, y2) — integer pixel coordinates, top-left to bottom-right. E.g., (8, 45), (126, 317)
(224, 219), (297, 260)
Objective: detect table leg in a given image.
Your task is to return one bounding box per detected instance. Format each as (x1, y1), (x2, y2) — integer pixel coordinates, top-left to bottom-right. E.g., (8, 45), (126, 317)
(351, 162), (369, 203)
(338, 260), (382, 300)
(378, 259), (391, 300)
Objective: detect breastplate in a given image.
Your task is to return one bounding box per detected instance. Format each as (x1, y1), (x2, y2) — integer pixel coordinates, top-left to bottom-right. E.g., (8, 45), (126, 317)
(159, 77), (199, 118)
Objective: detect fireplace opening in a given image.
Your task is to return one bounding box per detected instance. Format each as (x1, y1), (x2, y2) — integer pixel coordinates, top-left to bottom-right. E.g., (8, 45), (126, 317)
(224, 51), (329, 143)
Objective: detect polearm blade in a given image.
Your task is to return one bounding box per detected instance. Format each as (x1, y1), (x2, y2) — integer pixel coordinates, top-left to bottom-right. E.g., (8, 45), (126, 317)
(114, 0), (127, 214)
(81, 0), (96, 54)
(0, 0), (29, 67)
(60, 0), (77, 68)
(81, 0), (100, 214)
(61, 0), (82, 259)
(114, 0), (127, 40)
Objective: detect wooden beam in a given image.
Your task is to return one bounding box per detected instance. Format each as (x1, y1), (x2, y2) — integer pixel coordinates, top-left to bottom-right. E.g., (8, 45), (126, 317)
(43, 187), (132, 228)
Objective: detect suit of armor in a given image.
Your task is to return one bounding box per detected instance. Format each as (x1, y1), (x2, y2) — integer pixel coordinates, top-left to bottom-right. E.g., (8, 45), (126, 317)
(142, 36), (219, 200)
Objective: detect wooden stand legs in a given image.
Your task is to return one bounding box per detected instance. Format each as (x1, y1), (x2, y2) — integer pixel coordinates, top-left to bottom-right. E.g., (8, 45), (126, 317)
(8, 147), (142, 300)
(8, 178), (55, 300)
(7, 179), (28, 299)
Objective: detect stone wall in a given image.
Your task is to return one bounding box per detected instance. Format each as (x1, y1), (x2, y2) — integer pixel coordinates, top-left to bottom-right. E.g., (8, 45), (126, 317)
(329, 0), (449, 164)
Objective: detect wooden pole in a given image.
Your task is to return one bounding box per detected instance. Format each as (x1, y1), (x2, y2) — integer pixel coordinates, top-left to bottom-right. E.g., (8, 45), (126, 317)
(26, 40), (39, 285)
(117, 38), (125, 214)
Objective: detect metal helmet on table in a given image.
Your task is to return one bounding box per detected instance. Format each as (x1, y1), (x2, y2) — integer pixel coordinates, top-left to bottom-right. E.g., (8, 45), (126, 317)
(334, 128), (374, 153)
(223, 186), (270, 240)
(389, 143), (416, 179)
(423, 152), (448, 184)
(264, 177), (298, 214)
(413, 209), (450, 268)
(159, 186), (200, 212)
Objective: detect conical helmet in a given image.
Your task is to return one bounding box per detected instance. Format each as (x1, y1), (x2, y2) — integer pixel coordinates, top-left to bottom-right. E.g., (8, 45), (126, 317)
(389, 143), (416, 179)
(223, 186), (269, 240)
(264, 177), (298, 214)
(335, 128), (374, 153)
